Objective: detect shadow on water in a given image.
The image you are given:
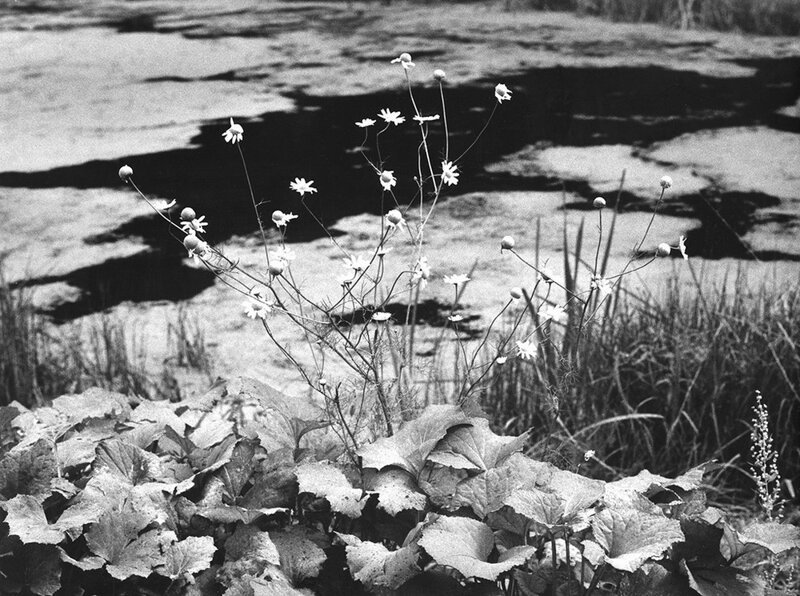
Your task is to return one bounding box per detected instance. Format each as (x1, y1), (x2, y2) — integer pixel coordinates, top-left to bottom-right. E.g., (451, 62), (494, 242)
(1, 58), (798, 318)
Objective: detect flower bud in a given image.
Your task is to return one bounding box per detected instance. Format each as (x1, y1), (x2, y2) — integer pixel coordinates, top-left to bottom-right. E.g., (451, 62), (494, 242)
(399, 52), (412, 63)
(593, 197), (606, 209)
(180, 207), (196, 221)
(183, 234), (200, 251)
(118, 165), (133, 182)
(380, 171), (394, 185)
(500, 235), (515, 251)
(660, 175), (673, 189)
(269, 260), (286, 277)
(386, 209), (403, 225)
(656, 243), (671, 257)
(510, 287), (523, 300)
(433, 69), (446, 81)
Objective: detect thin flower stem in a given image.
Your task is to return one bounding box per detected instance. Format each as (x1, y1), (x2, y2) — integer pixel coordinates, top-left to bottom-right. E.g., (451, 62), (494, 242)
(634, 186), (665, 255)
(236, 143), (271, 269)
(510, 249), (585, 304)
(405, 70), (437, 197)
(605, 255), (656, 280)
(439, 81), (450, 162)
(453, 102), (497, 164)
(457, 298), (513, 400)
(128, 180), (185, 236)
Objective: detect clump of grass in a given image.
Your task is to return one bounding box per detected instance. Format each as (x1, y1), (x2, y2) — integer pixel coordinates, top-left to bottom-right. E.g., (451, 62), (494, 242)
(0, 261), (214, 406)
(167, 303), (213, 375)
(481, 268), (800, 499)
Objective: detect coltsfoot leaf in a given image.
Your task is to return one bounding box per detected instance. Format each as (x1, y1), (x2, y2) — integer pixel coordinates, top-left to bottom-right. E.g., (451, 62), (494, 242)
(338, 532), (421, 590)
(590, 496), (684, 572)
(417, 515), (535, 581)
(358, 405), (470, 477)
(159, 536), (216, 580)
(295, 461), (365, 518)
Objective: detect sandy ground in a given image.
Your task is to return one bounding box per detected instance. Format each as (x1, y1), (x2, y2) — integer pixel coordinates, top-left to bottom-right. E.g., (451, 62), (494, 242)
(1, 1), (799, 399)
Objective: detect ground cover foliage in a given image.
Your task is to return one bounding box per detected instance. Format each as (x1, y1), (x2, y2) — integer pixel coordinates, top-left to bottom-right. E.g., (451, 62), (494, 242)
(0, 381), (797, 595)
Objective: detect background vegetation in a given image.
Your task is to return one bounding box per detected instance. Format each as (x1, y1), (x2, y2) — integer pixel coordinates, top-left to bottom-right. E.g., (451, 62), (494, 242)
(515, 0), (800, 36)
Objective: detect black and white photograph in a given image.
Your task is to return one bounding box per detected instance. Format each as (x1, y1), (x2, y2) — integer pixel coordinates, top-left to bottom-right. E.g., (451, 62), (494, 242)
(0, 1), (798, 594)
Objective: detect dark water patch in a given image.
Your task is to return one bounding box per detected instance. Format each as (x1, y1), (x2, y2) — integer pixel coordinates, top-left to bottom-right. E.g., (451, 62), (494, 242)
(114, 13), (158, 33)
(2, 59), (799, 316)
(20, 252), (217, 323)
(677, 190), (800, 261)
(332, 298), (482, 340)
(144, 70), (270, 84)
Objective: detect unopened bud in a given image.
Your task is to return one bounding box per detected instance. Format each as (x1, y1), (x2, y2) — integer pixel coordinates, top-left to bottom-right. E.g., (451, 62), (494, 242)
(656, 243), (672, 257)
(593, 197), (606, 209)
(180, 207), (196, 221)
(183, 235), (200, 251)
(510, 287), (523, 299)
(500, 235), (515, 251)
(660, 175), (673, 189)
(386, 209), (403, 225)
(433, 69), (446, 81)
(118, 165), (133, 182)
(269, 261), (286, 277)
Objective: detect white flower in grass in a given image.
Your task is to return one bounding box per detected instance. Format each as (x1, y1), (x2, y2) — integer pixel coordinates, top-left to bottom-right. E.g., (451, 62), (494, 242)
(379, 170), (397, 192)
(371, 311), (391, 323)
(591, 276), (613, 302)
(378, 109), (405, 126)
(413, 114), (440, 125)
(244, 288), (274, 320)
(660, 175), (673, 189)
(181, 215), (208, 234)
(495, 83), (512, 103)
(584, 450), (596, 462)
(448, 314), (464, 323)
(516, 339), (537, 360)
(679, 235), (688, 260)
(390, 52), (415, 70)
(290, 177), (317, 197)
(149, 199), (176, 211)
(222, 117), (244, 144)
(343, 254), (369, 272)
(356, 118), (376, 128)
(441, 161), (459, 186)
(271, 210), (298, 228)
(443, 273), (470, 286)
(538, 304), (567, 325)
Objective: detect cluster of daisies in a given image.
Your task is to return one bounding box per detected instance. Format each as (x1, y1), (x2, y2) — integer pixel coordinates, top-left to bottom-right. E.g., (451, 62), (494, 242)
(119, 50), (687, 367)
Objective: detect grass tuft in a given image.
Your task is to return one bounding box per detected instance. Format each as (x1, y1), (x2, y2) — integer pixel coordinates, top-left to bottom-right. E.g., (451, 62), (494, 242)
(482, 269), (800, 500)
